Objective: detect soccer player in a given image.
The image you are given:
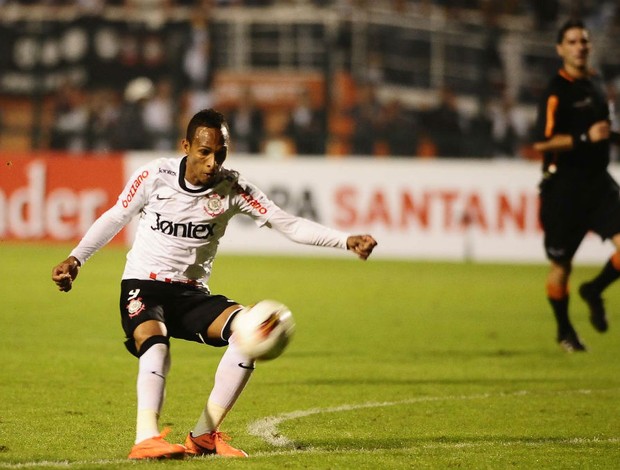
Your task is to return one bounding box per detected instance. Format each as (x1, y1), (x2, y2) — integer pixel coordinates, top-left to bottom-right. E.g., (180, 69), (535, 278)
(51, 108), (377, 459)
(534, 19), (620, 352)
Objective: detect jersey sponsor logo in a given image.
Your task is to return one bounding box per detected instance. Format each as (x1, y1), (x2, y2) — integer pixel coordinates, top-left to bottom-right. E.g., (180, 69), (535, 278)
(573, 97), (592, 108)
(158, 167), (176, 176)
(240, 191), (268, 215)
(151, 212), (216, 239)
(122, 170), (149, 208)
(547, 247), (566, 258)
(204, 194), (224, 216)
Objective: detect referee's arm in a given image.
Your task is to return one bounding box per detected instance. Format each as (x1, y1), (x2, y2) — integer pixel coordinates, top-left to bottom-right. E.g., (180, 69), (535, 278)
(534, 120), (614, 152)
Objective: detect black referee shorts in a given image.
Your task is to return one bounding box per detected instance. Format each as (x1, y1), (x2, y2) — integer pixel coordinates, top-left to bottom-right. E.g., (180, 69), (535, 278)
(539, 171), (620, 262)
(120, 279), (240, 356)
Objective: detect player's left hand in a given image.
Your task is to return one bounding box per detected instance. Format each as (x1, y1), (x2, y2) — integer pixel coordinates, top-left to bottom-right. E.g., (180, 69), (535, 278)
(347, 235), (378, 260)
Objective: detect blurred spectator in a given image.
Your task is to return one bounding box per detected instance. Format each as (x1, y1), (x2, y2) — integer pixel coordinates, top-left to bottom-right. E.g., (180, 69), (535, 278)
(75, 0), (104, 15)
(263, 110), (295, 159)
(227, 88), (264, 154)
(580, 0), (618, 32)
(121, 0), (174, 12)
(463, 99), (493, 158)
(49, 82), (89, 152)
(109, 77), (154, 150)
(526, 0), (559, 31)
(421, 86), (465, 158)
(182, 2), (216, 113)
(350, 83), (381, 156)
(378, 98), (417, 157)
(143, 78), (176, 150)
(286, 90), (326, 155)
(364, 51), (385, 85)
(87, 88), (121, 152)
(488, 95), (529, 158)
(498, 31), (524, 102)
(415, 129), (439, 158)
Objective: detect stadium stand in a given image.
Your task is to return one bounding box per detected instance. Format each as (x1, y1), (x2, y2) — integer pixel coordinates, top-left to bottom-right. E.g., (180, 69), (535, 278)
(0, 1), (618, 157)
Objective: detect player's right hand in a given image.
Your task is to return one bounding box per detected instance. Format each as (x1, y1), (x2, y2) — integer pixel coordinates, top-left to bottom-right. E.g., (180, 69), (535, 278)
(347, 234), (378, 260)
(51, 256), (81, 292)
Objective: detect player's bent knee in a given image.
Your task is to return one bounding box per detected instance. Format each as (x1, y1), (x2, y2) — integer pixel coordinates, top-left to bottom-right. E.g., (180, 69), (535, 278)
(204, 305), (244, 347)
(124, 335), (169, 358)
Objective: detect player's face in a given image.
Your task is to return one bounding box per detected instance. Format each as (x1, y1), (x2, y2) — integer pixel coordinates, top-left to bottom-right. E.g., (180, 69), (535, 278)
(183, 126), (228, 186)
(557, 27), (591, 74)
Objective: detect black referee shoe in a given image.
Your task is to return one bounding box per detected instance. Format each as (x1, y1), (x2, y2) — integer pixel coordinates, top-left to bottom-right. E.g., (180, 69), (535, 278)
(557, 329), (587, 353)
(579, 282), (609, 333)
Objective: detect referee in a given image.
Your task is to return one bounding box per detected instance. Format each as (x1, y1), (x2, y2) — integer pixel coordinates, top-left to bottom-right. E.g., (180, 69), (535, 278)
(534, 19), (620, 352)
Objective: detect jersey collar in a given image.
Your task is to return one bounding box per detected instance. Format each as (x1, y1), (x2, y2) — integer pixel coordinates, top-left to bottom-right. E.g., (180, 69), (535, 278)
(178, 156), (210, 193)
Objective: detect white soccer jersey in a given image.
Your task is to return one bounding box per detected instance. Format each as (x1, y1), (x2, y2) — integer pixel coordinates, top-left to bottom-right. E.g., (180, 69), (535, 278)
(70, 156), (350, 290)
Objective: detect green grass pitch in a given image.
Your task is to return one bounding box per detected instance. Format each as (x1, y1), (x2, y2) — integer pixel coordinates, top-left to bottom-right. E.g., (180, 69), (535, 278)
(1, 243), (619, 469)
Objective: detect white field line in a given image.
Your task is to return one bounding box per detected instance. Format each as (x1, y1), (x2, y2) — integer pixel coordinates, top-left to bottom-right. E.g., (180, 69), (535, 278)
(246, 388), (596, 447)
(0, 389), (617, 469)
(1, 438), (619, 468)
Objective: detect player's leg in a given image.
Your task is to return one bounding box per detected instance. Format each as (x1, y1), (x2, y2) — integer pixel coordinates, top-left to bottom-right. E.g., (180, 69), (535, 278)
(579, 228), (620, 333)
(546, 259), (586, 351)
(121, 281), (185, 460)
(185, 304), (252, 457)
(540, 182), (587, 351)
(578, 175), (620, 332)
(132, 320), (170, 444)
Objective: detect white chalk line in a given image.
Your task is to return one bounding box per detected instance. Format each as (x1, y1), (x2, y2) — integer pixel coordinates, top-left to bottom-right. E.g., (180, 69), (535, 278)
(1, 438), (618, 468)
(246, 388), (601, 448)
(1, 388), (617, 468)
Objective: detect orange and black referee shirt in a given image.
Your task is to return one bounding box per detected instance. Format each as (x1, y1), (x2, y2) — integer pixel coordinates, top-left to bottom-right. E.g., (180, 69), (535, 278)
(535, 68), (611, 175)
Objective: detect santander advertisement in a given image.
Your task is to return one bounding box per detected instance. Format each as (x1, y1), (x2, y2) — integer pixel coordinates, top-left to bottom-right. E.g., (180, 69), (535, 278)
(1, 152), (617, 264)
(0, 153), (125, 242)
(209, 157), (549, 262)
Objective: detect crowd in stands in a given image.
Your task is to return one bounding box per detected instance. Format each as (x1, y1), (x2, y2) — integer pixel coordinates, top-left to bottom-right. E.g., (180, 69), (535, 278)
(1, 0), (619, 158)
(0, 0), (616, 21)
(43, 74), (549, 159)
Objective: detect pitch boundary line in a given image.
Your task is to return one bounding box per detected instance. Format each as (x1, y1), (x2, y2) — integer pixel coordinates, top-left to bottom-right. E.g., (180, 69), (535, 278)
(1, 437), (618, 468)
(246, 388), (606, 447)
(0, 388), (616, 468)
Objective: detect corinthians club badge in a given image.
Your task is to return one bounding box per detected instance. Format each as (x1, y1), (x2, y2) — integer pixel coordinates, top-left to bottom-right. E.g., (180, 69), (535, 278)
(204, 194), (224, 216)
(127, 297), (146, 318)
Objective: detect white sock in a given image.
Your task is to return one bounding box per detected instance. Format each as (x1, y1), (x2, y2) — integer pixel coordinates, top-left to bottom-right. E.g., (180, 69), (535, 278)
(135, 343), (170, 444)
(192, 336), (254, 436)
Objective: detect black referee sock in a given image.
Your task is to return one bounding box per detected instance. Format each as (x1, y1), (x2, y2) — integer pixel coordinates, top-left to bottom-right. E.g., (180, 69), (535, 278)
(587, 258), (620, 293)
(548, 295), (572, 336)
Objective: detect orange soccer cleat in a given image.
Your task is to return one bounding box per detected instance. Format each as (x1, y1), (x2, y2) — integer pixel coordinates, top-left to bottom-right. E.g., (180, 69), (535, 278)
(184, 431), (248, 457)
(128, 428), (186, 460)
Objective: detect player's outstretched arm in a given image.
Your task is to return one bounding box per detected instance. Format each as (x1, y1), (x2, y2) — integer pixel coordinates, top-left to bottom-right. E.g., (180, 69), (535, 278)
(51, 256), (81, 292)
(347, 235), (378, 260)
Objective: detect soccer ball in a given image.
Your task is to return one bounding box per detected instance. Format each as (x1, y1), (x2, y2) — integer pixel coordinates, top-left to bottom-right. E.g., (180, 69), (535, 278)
(232, 299), (295, 361)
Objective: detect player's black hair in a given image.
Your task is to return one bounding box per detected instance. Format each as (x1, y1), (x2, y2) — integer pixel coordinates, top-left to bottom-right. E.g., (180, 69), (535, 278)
(556, 18), (587, 44)
(186, 108), (231, 146)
